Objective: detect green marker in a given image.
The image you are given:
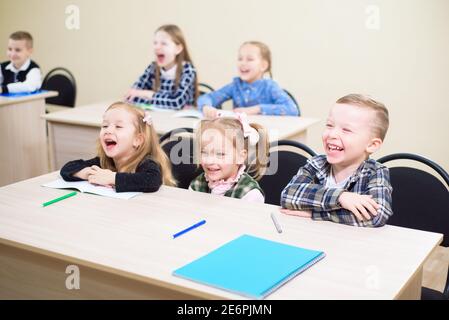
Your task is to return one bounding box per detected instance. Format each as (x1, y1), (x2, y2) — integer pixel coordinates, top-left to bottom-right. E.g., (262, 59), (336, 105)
(42, 191), (77, 207)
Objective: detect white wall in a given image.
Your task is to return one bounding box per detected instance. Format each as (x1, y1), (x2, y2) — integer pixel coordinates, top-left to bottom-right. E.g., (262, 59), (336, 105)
(1, 0), (448, 170)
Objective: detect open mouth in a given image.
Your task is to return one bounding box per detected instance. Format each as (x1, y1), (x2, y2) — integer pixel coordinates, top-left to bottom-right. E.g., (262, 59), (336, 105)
(104, 139), (117, 149)
(327, 143), (343, 152)
(156, 54), (165, 63)
(205, 167), (221, 175)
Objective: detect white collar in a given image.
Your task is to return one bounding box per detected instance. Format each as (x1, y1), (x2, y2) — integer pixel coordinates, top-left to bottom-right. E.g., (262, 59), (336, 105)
(160, 64), (178, 80)
(6, 59), (31, 73)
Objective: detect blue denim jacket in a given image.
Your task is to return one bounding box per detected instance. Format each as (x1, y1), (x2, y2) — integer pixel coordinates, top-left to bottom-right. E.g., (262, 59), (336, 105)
(197, 77), (299, 116)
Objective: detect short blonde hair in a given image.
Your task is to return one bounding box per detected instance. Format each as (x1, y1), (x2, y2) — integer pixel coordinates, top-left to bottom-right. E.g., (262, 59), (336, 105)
(9, 31), (33, 48)
(336, 94), (389, 141)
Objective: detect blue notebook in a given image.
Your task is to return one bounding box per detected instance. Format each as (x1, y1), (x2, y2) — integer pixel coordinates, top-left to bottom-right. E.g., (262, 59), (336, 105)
(0, 90), (49, 98)
(173, 234), (325, 299)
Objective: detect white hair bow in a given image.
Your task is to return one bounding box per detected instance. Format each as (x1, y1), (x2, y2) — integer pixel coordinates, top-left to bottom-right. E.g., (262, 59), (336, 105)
(217, 111), (260, 146)
(142, 111), (153, 126)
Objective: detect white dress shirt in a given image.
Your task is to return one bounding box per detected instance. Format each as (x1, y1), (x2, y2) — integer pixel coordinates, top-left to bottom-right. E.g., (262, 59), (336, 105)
(0, 59), (42, 93)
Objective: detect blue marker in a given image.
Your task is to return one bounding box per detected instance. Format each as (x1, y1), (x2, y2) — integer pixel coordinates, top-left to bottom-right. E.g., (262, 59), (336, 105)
(173, 219), (206, 239)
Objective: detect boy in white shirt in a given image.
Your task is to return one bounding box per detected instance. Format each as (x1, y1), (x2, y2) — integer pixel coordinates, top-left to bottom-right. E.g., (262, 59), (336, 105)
(0, 31), (42, 94)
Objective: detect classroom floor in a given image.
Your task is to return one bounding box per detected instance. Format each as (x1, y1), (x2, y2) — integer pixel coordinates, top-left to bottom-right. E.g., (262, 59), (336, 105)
(423, 246), (449, 293)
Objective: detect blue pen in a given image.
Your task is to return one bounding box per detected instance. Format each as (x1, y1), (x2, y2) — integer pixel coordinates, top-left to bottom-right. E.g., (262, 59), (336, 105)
(173, 219), (206, 239)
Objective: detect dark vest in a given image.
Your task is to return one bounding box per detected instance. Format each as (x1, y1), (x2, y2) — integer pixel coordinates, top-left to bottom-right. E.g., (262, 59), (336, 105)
(1, 60), (40, 93)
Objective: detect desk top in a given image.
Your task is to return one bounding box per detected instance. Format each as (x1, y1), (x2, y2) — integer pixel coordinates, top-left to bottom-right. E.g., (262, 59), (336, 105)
(0, 91), (58, 106)
(42, 100), (320, 141)
(0, 172), (442, 299)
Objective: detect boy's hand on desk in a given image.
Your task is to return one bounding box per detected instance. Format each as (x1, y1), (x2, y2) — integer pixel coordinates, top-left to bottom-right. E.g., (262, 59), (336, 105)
(203, 106), (218, 119)
(234, 106), (261, 115)
(338, 192), (380, 221)
(280, 208), (312, 218)
(87, 166), (116, 187)
(73, 167), (96, 180)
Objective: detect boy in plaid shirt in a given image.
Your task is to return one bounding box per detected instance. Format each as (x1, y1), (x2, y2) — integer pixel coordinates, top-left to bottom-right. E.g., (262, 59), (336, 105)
(280, 94), (393, 227)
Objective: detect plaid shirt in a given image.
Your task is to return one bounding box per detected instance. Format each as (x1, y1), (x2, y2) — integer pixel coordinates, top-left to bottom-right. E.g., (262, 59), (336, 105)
(281, 155), (393, 227)
(190, 172), (264, 199)
(132, 62), (196, 109)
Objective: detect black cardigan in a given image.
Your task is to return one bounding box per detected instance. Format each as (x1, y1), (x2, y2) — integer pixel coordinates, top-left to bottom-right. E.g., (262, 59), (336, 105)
(60, 157), (162, 193)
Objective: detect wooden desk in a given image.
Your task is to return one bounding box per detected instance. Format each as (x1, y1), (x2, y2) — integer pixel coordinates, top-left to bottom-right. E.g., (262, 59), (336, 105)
(0, 172), (442, 299)
(0, 91), (58, 187)
(42, 101), (320, 171)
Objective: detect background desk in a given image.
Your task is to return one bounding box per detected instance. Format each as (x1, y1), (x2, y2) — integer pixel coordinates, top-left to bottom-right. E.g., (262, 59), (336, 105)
(0, 172), (442, 299)
(0, 91), (58, 187)
(42, 101), (320, 171)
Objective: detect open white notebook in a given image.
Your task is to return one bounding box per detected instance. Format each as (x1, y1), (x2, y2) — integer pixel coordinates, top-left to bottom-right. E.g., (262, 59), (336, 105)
(42, 179), (141, 200)
(172, 109), (236, 119)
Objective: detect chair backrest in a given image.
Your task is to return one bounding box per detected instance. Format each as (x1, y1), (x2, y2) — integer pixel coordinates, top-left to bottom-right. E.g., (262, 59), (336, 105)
(159, 128), (202, 189)
(41, 67), (77, 107)
(257, 140), (317, 205)
(198, 82), (222, 109)
(198, 82), (214, 96)
(377, 153), (449, 247)
(283, 89), (301, 116)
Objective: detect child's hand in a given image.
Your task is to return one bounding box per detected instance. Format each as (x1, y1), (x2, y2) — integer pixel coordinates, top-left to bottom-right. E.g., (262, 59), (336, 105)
(124, 89), (154, 102)
(279, 208), (312, 218)
(338, 192), (380, 221)
(124, 88), (139, 101)
(73, 167), (96, 180)
(203, 106), (218, 119)
(234, 106), (261, 115)
(87, 166), (116, 187)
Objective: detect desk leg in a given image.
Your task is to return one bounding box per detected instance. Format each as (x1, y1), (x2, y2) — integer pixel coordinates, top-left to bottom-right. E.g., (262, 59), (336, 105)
(47, 122), (98, 171)
(395, 267), (423, 300)
(0, 243), (200, 299)
(0, 100), (48, 186)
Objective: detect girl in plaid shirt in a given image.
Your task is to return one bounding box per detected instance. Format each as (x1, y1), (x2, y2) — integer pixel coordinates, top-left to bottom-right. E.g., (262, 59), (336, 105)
(189, 113), (269, 203)
(281, 94), (393, 227)
(124, 25), (198, 109)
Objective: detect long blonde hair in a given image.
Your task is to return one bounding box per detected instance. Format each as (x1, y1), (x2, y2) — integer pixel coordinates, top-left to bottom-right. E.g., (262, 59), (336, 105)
(153, 24), (199, 104)
(195, 117), (269, 180)
(97, 102), (176, 186)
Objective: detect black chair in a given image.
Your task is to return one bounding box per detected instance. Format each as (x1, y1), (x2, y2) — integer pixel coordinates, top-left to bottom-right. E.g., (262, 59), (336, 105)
(41, 67), (77, 107)
(377, 153), (449, 300)
(283, 89), (301, 116)
(198, 82), (222, 109)
(159, 128), (202, 189)
(256, 140), (317, 205)
(198, 82), (214, 96)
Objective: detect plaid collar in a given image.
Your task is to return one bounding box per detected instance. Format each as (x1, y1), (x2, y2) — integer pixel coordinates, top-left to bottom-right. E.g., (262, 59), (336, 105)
(309, 155), (380, 186)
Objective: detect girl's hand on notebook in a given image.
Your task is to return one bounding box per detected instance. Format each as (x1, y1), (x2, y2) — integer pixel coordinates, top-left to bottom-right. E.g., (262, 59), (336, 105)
(203, 106), (218, 119)
(279, 208), (312, 218)
(73, 167), (96, 180)
(124, 89), (154, 102)
(124, 88), (139, 101)
(338, 192), (380, 221)
(234, 106), (261, 115)
(87, 166), (116, 187)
